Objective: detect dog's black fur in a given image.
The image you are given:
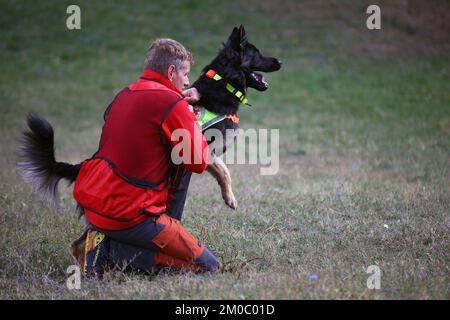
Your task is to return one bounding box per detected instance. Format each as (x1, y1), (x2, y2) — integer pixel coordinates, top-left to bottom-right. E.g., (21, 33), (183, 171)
(17, 25), (281, 206)
(17, 113), (81, 206)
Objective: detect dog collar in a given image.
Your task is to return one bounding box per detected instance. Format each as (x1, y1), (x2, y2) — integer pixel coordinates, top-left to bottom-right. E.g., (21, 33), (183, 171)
(204, 69), (252, 106)
(195, 107), (239, 131)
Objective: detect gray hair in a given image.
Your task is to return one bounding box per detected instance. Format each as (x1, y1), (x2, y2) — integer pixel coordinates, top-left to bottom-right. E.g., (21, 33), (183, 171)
(144, 38), (193, 74)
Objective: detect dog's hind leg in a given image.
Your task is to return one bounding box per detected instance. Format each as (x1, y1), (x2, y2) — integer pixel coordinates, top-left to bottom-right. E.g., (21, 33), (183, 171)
(207, 155), (237, 210)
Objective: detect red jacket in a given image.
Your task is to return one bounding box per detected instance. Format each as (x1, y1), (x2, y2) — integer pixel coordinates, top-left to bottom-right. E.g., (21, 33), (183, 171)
(73, 69), (211, 230)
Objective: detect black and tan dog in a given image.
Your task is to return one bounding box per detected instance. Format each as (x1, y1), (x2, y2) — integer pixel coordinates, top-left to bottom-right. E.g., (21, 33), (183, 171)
(17, 25), (281, 271)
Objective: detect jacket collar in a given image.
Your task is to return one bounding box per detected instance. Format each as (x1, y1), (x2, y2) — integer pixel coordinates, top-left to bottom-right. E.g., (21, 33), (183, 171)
(139, 69), (185, 97)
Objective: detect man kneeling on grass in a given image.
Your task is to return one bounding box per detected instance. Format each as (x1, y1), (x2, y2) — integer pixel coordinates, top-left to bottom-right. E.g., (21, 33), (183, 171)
(71, 38), (221, 276)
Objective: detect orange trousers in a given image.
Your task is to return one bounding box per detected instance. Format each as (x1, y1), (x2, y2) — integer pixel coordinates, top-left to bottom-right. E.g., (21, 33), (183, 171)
(88, 213), (219, 273)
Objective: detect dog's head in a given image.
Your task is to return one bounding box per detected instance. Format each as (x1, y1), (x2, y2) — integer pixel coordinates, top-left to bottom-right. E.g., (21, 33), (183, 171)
(224, 25), (282, 91)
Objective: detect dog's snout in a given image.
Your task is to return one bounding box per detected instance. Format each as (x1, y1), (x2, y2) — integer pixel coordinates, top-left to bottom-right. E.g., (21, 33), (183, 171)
(278, 59), (283, 65)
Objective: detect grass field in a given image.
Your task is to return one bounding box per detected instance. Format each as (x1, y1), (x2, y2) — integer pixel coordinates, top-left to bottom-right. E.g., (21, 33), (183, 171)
(0, 0), (449, 299)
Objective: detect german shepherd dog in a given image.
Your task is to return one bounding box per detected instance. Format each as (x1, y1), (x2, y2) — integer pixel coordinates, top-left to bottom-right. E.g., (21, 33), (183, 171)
(188, 25), (281, 210)
(17, 25), (281, 269)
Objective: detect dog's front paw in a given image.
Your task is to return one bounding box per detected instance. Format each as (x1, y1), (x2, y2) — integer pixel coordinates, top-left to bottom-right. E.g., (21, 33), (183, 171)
(224, 192), (238, 210)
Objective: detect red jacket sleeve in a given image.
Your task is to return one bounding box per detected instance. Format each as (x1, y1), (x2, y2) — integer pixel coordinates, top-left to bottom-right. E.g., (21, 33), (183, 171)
(162, 100), (211, 173)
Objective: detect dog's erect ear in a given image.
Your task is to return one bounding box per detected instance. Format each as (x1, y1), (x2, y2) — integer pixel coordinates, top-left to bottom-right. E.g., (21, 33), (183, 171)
(224, 26), (248, 60)
(225, 27), (243, 59)
(227, 26), (247, 45)
(227, 27), (240, 46)
(238, 25), (248, 46)
(238, 25), (246, 38)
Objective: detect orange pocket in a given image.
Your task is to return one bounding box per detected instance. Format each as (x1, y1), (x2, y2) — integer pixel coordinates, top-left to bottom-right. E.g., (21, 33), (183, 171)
(151, 214), (175, 249)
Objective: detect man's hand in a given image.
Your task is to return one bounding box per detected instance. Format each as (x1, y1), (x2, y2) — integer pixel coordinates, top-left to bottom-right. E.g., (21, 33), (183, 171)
(183, 87), (201, 104)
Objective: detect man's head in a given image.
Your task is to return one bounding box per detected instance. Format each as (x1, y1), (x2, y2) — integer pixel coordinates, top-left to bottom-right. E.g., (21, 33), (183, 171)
(144, 38), (193, 91)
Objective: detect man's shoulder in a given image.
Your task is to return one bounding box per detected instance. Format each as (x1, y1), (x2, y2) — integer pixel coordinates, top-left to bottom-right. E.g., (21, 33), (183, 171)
(128, 81), (183, 99)
(124, 85), (182, 108)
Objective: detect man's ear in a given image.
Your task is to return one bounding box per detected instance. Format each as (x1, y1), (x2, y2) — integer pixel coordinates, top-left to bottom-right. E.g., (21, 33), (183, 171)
(167, 64), (176, 81)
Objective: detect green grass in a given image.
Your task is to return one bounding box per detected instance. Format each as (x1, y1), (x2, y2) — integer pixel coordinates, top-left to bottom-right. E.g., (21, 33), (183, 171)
(0, 0), (449, 299)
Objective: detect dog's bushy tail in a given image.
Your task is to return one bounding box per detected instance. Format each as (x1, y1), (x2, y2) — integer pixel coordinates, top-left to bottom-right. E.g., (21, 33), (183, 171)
(17, 113), (81, 206)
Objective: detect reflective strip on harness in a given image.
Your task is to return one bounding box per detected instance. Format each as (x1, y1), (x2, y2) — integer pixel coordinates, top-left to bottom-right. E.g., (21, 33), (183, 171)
(195, 107), (239, 131)
(204, 69), (251, 106)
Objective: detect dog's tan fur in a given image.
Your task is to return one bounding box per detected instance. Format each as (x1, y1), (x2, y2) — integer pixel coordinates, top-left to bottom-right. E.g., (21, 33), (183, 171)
(203, 122), (240, 210)
(207, 154), (237, 209)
